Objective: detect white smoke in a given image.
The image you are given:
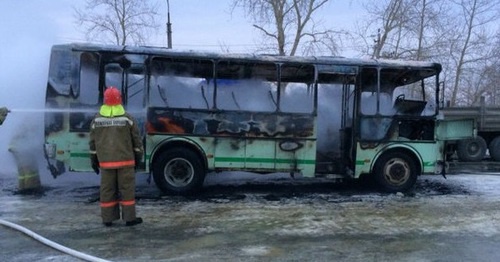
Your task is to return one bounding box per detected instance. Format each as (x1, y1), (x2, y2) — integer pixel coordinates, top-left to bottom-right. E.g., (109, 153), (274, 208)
(0, 1), (80, 180)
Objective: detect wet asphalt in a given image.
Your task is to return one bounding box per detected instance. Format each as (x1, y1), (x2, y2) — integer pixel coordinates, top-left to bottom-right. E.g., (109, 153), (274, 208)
(2, 164), (500, 261)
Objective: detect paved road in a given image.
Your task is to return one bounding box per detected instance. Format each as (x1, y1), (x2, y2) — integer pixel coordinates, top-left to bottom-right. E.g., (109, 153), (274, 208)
(1, 172), (500, 261)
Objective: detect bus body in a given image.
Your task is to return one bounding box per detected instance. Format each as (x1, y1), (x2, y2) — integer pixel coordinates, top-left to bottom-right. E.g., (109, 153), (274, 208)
(44, 43), (475, 194)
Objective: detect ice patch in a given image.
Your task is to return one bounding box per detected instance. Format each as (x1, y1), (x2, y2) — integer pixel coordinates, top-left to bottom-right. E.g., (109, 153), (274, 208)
(241, 245), (270, 256)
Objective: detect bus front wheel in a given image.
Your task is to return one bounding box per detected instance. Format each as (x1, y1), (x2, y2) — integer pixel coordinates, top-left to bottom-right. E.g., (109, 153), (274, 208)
(373, 151), (418, 193)
(153, 148), (205, 195)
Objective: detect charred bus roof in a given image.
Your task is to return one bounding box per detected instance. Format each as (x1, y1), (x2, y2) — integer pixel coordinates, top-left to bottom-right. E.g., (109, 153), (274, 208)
(49, 43), (441, 95)
(52, 43), (442, 74)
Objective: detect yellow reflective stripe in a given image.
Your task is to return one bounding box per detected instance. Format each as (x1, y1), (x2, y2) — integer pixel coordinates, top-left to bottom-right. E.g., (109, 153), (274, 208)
(18, 173), (39, 179)
(99, 105), (125, 117)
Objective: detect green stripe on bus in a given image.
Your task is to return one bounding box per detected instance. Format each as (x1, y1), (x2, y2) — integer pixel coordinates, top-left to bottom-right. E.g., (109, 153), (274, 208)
(215, 157), (315, 165)
(71, 152), (151, 160)
(423, 162), (435, 167)
(355, 160), (435, 167)
(355, 160), (366, 165)
(71, 152), (89, 158)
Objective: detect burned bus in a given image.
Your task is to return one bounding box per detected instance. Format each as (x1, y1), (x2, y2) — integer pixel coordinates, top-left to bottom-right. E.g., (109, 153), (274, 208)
(44, 43), (475, 194)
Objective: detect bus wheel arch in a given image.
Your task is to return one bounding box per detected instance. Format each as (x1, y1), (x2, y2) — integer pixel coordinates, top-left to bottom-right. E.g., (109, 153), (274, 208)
(151, 142), (207, 195)
(373, 149), (419, 193)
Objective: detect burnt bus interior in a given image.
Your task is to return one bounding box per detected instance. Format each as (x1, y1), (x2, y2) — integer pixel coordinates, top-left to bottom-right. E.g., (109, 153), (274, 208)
(46, 45), (440, 177)
(356, 67), (439, 147)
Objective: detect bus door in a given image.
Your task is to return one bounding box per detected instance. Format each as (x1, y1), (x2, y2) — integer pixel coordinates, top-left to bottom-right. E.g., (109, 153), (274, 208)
(316, 65), (357, 174)
(340, 82), (356, 170)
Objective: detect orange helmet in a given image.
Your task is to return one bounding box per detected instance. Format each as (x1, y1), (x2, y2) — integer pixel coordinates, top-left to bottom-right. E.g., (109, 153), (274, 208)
(103, 86), (122, 106)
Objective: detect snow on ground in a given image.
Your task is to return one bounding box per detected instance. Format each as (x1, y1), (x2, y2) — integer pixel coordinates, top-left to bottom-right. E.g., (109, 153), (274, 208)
(2, 170), (500, 261)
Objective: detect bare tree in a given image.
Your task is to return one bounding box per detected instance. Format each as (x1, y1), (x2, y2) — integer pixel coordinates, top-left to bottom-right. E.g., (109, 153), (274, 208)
(484, 31), (500, 105)
(445, 0), (500, 106)
(231, 0), (342, 56)
(406, 0), (447, 60)
(365, 0), (410, 59)
(74, 0), (161, 46)
(359, 0), (445, 60)
(357, 0), (499, 107)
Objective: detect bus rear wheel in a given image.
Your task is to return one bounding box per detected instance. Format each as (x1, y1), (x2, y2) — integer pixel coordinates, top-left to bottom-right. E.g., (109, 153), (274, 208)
(373, 151), (418, 193)
(153, 148), (205, 195)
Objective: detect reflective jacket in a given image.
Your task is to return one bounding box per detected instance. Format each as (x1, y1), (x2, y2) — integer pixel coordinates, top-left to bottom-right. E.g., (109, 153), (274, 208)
(89, 105), (143, 169)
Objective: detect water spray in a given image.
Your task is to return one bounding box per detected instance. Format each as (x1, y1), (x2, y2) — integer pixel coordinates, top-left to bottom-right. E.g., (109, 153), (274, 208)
(7, 108), (98, 114)
(7, 108), (145, 114)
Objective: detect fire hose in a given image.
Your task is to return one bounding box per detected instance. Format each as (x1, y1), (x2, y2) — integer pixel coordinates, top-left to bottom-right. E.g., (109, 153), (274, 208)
(0, 218), (111, 262)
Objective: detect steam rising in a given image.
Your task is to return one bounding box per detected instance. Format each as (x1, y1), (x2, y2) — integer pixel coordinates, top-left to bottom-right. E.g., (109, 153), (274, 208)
(0, 2), (77, 180)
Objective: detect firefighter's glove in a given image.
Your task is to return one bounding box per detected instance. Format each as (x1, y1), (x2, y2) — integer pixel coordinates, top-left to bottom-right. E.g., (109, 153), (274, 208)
(134, 152), (143, 170)
(90, 154), (100, 174)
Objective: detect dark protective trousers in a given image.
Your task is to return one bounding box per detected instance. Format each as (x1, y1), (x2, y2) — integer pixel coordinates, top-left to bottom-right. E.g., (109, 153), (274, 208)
(100, 167), (137, 223)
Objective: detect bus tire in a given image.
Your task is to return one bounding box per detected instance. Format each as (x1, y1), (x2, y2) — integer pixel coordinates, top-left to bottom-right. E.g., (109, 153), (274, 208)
(152, 148), (205, 195)
(489, 136), (500, 161)
(373, 151), (418, 193)
(456, 137), (486, 162)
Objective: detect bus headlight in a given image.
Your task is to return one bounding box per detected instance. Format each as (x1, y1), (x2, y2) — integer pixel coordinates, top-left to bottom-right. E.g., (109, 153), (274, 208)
(44, 143), (56, 159)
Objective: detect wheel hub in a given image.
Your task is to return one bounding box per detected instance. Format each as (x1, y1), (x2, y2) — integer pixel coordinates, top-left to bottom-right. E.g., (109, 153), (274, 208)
(383, 158), (410, 186)
(164, 158), (194, 187)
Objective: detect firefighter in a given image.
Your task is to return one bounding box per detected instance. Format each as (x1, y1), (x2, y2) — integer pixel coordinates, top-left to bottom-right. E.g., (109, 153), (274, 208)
(0, 107), (9, 125)
(89, 87), (144, 227)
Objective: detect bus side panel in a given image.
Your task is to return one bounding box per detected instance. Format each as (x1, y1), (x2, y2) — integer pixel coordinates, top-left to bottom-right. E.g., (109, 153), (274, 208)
(146, 108), (316, 173)
(69, 133), (92, 171)
(354, 142), (444, 178)
(275, 139), (316, 177)
(146, 135), (216, 171)
(214, 138), (246, 169)
(67, 104), (99, 171)
(379, 143), (443, 174)
(46, 96), (98, 173)
(411, 143), (444, 174)
(245, 139), (276, 169)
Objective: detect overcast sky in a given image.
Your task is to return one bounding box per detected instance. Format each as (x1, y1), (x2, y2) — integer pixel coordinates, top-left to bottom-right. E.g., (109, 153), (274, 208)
(0, 0), (365, 52)
(0, 0), (365, 105)
(0, 0), (365, 175)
